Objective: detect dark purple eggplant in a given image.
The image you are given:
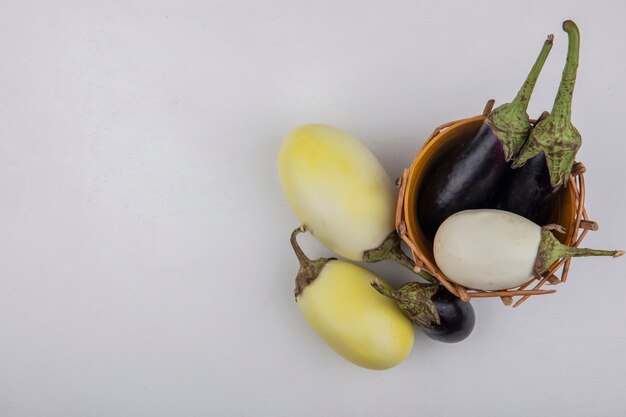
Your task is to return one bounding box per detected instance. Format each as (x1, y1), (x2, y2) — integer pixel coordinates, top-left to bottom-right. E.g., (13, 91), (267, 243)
(418, 35), (554, 239)
(494, 149), (562, 224)
(498, 21), (581, 225)
(371, 281), (475, 343)
(420, 285), (475, 343)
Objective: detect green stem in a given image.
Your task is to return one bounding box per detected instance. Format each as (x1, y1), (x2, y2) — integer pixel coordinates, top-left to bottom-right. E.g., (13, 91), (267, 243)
(371, 279), (397, 299)
(486, 34), (554, 160)
(558, 246), (623, 259)
(290, 226), (333, 299)
(363, 231), (437, 284)
(512, 20), (583, 187)
(389, 250), (437, 284)
(551, 20), (580, 121)
(534, 228), (623, 275)
(511, 34), (555, 109)
(371, 280), (440, 328)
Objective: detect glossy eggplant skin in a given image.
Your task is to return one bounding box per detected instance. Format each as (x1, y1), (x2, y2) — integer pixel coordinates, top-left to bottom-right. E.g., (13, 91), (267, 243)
(421, 286), (475, 343)
(494, 152), (562, 225)
(418, 123), (509, 239)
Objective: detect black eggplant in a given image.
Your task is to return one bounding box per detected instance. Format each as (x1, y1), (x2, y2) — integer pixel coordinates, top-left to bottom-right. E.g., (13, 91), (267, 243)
(418, 35), (554, 239)
(497, 21), (581, 225)
(494, 149), (561, 224)
(420, 286), (475, 343)
(371, 281), (475, 343)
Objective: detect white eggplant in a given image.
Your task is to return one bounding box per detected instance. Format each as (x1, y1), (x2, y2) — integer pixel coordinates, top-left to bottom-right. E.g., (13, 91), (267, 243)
(433, 209), (622, 291)
(278, 124), (431, 279)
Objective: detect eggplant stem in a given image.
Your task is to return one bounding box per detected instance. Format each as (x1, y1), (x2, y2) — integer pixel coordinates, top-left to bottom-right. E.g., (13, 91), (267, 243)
(544, 224), (566, 234)
(372, 281), (441, 328)
(486, 35), (554, 160)
(535, 229), (622, 276)
(363, 231), (437, 284)
(290, 226), (333, 299)
(559, 246), (623, 259)
(511, 34), (554, 109)
(551, 20), (580, 121)
(512, 20), (582, 188)
(388, 248), (438, 284)
(371, 279), (396, 299)
(290, 225), (311, 266)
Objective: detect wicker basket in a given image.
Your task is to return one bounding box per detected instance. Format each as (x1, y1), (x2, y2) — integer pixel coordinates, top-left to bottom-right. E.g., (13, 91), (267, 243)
(396, 100), (598, 307)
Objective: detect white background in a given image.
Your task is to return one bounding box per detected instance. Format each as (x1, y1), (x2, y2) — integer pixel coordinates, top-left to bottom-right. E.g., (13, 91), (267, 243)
(1, 1), (625, 416)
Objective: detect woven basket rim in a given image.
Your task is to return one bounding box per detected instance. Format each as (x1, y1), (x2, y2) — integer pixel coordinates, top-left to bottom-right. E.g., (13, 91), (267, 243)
(396, 100), (596, 307)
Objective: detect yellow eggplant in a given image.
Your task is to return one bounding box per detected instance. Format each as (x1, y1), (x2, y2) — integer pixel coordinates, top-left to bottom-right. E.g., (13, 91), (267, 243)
(278, 124), (432, 281)
(291, 227), (414, 370)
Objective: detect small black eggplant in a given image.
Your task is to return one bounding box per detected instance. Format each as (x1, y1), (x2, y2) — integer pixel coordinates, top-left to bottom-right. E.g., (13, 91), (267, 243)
(421, 286), (475, 343)
(418, 35), (553, 239)
(371, 281), (475, 343)
(497, 21), (581, 225)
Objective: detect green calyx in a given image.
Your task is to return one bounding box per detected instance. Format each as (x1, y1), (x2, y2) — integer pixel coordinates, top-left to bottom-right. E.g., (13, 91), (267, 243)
(534, 226), (623, 276)
(371, 280), (440, 328)
(363, 231), (437, 284)
(486, 34), (554, 161)
(513, 20), (581, 188)
(291, 226), (334, 299)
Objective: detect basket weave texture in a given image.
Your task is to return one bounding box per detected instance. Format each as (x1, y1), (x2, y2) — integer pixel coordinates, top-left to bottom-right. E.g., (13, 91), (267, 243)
(396, 100), (597, 307)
